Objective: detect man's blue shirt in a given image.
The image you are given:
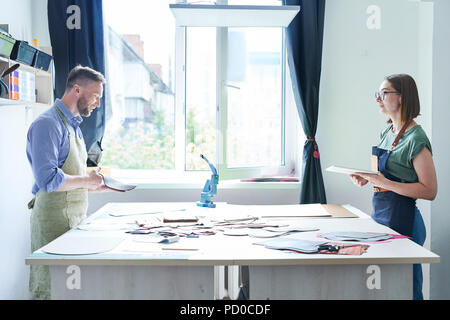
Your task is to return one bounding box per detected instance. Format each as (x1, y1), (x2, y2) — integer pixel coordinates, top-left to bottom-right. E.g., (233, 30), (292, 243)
(26, 99), (84, 194)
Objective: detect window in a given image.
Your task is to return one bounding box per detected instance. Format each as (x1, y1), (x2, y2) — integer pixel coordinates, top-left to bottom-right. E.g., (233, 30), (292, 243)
(101, 0), (300, 180)
(185, 27), (216, 171)
(223, 27), (284, 172)
(101, 0), (176, 174)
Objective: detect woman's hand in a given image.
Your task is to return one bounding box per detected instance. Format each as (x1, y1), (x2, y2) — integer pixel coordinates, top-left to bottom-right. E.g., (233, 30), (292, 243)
(349, 174), (369, 187)
(355, 172), (388, 188)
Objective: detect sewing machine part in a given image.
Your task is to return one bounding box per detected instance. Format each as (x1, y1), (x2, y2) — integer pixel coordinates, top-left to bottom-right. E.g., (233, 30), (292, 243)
(196, 154), (219, 208)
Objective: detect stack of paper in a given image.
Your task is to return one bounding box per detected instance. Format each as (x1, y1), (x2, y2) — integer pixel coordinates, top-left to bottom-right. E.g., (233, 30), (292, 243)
(321, 232), (392, 241)
(326, 165), (378, 175)
(254, 238), (328, 253)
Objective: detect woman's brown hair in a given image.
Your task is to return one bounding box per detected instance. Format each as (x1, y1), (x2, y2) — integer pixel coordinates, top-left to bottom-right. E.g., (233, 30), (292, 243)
(385, 74), (420, 124)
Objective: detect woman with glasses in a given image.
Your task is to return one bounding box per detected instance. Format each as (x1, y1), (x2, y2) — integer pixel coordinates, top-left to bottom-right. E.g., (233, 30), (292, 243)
(349, 74), (437, 300)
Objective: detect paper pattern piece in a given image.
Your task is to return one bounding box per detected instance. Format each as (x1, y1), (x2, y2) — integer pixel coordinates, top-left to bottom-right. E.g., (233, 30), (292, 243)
(41, 233), (125, 255)
(256, 203), (332, 218)
(76, 216), (137, 231)
(321, 204), (359, 218)
(326, 165), (378, 175)
(217, 203), (330, 218)
(106, 202), (188, 217)
(223, 225), (319, 238)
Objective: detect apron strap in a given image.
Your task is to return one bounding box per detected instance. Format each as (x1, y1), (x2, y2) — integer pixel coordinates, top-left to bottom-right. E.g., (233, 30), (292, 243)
(371, 154), (378, 172)
(372, 120), (413, 190)
(27, 197), (35, 209)
(391, 119), (412, 148)
(54, 106), (71, 136)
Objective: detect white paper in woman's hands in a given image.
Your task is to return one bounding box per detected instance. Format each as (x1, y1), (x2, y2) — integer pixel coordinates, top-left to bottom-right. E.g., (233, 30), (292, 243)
(326, 165), (378, 175)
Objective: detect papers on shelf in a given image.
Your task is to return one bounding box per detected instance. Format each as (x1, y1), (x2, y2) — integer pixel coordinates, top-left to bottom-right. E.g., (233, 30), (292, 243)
(326, 165), (378, 175)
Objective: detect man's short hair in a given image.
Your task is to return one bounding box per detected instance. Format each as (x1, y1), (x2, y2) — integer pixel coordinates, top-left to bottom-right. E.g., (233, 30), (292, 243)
(65, 65), (105, 92)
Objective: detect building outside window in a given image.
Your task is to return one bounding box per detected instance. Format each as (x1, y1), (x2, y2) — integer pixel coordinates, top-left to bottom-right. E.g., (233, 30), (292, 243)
(101, 0), (301, 180)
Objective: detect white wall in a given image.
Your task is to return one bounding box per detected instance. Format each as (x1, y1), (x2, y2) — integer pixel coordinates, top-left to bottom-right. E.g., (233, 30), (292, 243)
(319, 0), (450, 299)
(0, 0), (49, 45)
(0, 0), (50, 299)
(319, 0), (430, 213)
(0, 104), (50, 299)
(0, 106), (31, 299)
(0, 0), (33, 41)
(426, 0), (450, 300)
(30, 0), (51, 47)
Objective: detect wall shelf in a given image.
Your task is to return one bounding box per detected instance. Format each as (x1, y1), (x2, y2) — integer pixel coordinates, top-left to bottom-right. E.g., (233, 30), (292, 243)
(0, 97), (51, 108)
(0, 46), (53, 107)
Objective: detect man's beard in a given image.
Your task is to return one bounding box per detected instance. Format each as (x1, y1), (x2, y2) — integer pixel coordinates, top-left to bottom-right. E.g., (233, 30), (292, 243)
(77, 95), (92, 117)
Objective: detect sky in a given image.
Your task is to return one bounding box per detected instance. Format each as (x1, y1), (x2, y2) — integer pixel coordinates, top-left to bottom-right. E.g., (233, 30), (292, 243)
(102, 0), (283, 83)
(103, 0), (176, 82)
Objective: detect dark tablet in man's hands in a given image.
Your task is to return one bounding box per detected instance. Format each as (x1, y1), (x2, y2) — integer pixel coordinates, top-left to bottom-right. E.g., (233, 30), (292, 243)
(100, 174), (136, 191)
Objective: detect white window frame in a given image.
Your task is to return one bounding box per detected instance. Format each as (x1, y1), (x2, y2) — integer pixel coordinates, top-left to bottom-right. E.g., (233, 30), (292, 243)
(175, 25), (299, 180)
(104, 0), (302, 181)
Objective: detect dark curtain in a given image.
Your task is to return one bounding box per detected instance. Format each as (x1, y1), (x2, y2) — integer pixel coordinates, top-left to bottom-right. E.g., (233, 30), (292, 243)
(284, 0), (327, 204)
(48, 0), (105, 166)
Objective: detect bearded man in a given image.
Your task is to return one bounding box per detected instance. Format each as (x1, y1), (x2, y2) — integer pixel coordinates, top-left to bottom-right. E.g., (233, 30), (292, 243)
(26, 65), (113, 299)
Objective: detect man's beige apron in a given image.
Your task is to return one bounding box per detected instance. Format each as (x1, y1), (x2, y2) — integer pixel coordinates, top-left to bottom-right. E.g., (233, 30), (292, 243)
(29, 106), (88, 299)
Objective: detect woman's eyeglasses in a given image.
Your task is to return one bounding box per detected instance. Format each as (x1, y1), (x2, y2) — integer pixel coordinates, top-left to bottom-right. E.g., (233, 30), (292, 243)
(375, 91), (400, 101)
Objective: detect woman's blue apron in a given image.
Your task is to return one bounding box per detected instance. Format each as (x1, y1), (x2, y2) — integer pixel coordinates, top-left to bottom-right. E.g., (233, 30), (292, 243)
(371, 135), (427, 300)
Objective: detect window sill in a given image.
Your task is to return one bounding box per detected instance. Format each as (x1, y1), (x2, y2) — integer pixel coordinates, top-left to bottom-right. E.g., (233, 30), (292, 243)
(121, 178), (301, 190)
(107, 168), (300, 190)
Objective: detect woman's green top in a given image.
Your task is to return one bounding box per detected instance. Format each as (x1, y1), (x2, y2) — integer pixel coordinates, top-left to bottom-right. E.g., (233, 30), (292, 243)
(377, 124), (432, 183)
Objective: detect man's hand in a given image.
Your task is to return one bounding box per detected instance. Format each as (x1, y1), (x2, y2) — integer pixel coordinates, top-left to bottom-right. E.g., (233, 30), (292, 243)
(85, 168), (104, 189)
(55, 168), (104, 192)
(88, 184), (109, 193)
(88, 184), (126, 193)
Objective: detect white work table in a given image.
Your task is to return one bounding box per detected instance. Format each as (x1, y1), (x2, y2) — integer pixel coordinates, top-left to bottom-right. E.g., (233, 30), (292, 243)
(26, 202), (440, 300)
